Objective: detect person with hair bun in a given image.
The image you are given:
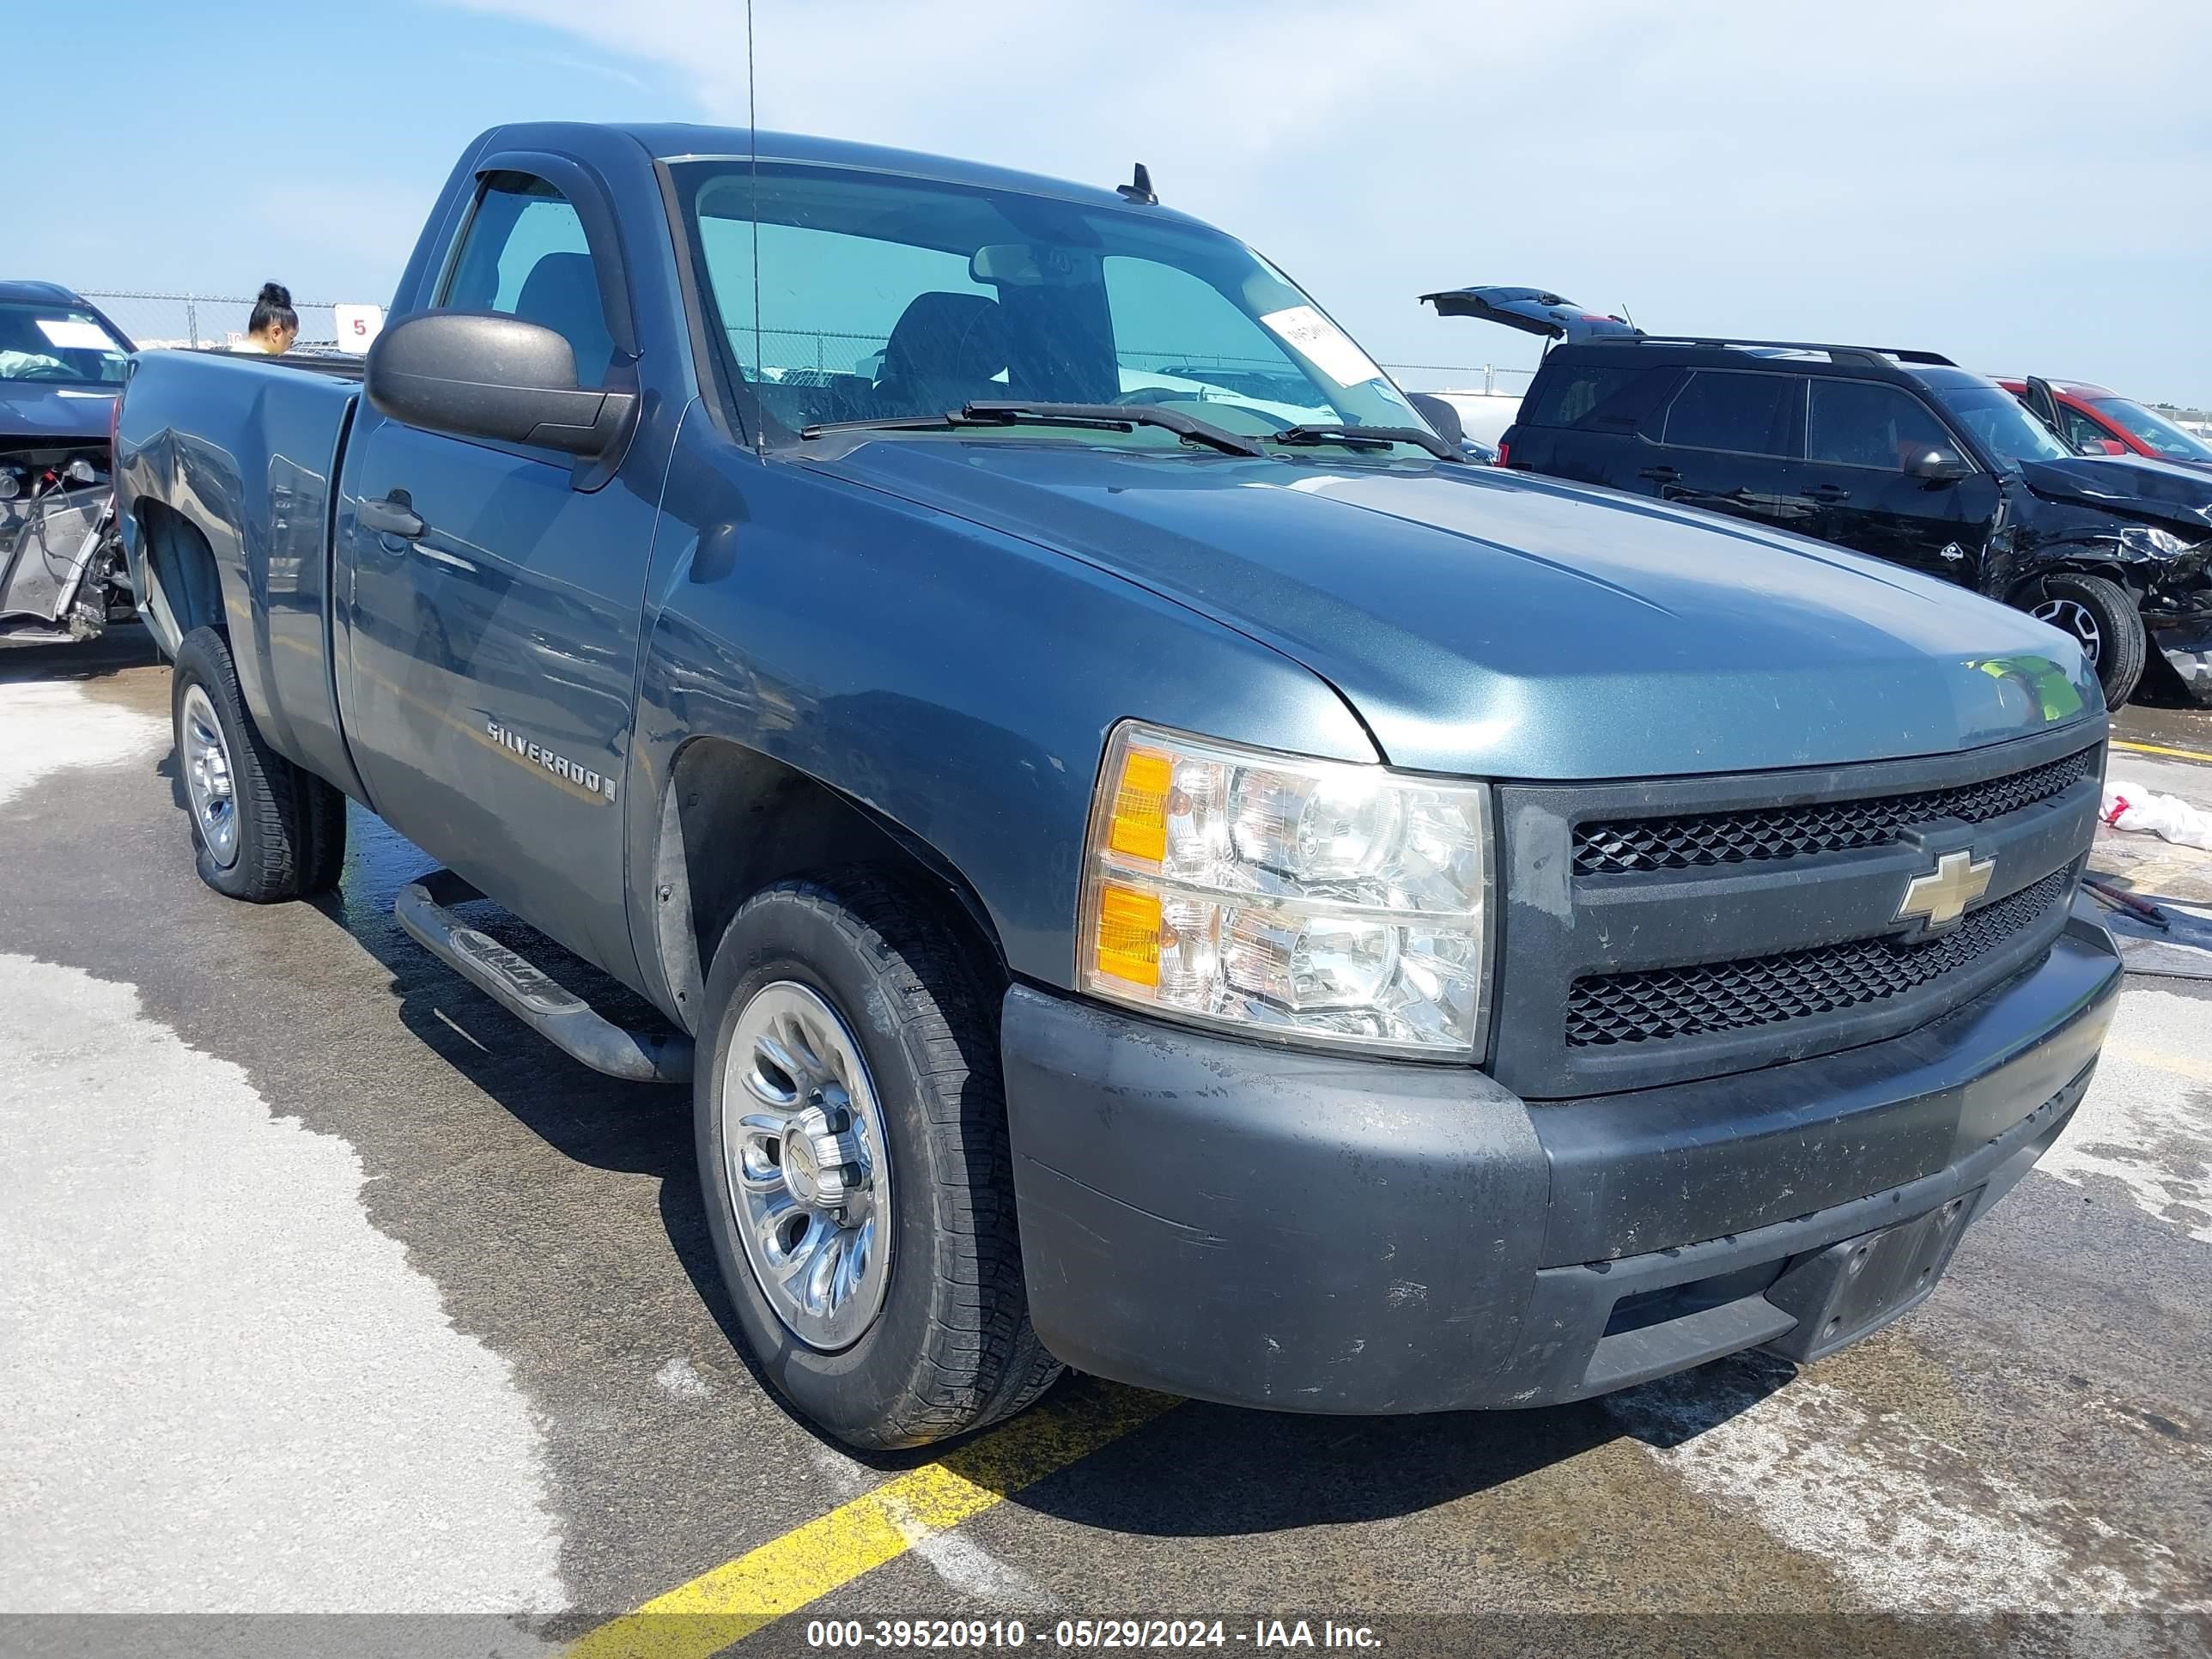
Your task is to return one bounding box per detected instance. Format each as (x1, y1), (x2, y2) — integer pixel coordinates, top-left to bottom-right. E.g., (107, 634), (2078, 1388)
(235, 282), (299, 355)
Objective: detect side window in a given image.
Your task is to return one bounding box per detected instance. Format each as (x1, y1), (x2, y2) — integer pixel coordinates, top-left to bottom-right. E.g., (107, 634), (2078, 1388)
(1662, 371), (1796, 457)
(442, 174), (613, 388)
(1805, 380), (1956, 471)
(2057, 403), (2116, 453)
(1522, 363), (1672, 432)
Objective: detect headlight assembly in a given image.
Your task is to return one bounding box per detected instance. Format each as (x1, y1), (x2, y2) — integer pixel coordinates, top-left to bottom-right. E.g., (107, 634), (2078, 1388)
(1079, 721), (1492, 1058)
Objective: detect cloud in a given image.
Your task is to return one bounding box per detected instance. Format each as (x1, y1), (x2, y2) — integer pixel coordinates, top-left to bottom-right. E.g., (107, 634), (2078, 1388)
(444, 0), (2212, 397)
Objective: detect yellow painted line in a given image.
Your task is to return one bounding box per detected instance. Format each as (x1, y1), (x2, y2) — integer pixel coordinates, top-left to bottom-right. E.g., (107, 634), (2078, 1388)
(565, 1382), (1179, 1659)
(2112, 738), (2212, 766)
(2107, 1043), (2212, 1087)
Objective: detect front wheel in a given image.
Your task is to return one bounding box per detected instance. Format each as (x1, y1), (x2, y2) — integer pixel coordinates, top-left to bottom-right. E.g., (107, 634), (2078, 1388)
(696, 874), (1060, 1449)
(2030, 573), (2147, 711)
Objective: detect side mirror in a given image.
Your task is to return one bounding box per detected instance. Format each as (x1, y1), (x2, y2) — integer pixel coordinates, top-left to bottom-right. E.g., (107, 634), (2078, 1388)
(1406, 392), (1465, 448)
(364, 312), (635, 459)
(2077, 437), (2126, 457)
(1907, 448), (1972, 484)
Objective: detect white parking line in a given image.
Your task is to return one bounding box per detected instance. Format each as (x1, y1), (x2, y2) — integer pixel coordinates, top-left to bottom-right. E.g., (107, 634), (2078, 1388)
(0, 679), (165, 807)
(0, 955), (567, 1617)
(1609, 1357), (2208, 1615)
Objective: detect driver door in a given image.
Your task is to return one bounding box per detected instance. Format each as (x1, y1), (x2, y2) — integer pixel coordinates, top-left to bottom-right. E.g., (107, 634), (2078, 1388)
(339, 167), (670, 979)
(1800, 377), (2000, 586)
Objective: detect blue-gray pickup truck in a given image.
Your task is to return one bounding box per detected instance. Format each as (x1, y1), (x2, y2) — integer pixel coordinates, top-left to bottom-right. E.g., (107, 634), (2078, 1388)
(115, 121), (2120, 1449)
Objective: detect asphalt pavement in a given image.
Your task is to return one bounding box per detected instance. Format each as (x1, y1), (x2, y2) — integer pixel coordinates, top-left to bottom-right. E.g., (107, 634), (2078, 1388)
(2, 634), (2206, 1659)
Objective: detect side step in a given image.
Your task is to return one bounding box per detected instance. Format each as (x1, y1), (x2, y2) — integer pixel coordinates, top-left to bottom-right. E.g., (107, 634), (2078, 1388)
(396, 869), (692, 1085)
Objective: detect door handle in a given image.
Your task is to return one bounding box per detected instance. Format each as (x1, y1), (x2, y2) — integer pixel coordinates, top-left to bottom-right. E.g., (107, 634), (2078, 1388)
(358, 492), (426, 541)
(1638, 465), (1680, 484)
(1799, 483), (1850, 504)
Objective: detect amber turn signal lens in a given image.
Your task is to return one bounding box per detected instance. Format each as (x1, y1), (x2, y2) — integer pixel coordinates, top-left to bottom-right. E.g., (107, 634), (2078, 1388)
(1092, 883), (1164, 987)
(1107, 748), (1174, 865)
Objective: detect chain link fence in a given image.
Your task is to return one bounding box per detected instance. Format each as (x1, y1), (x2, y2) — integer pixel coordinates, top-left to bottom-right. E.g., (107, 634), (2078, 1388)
(79, 291), (374, 353)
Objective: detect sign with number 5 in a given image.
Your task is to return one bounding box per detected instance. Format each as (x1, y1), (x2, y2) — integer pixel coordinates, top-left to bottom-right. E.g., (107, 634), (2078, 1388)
(334, 303), (386, 352)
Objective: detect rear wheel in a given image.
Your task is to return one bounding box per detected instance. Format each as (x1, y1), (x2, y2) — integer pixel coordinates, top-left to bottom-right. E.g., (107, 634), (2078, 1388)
(2031, 573), (2146, 710)
(695, 873), (1060, 1449)
(171, 626), (349, 901)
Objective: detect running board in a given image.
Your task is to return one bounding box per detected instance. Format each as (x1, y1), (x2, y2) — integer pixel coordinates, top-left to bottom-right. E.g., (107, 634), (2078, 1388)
(395, 870), (692, 1085)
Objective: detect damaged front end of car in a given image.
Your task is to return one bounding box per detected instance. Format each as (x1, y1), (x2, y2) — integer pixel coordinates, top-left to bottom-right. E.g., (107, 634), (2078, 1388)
(0, 441), (130, 647)
(2002, 477), (2212, 702)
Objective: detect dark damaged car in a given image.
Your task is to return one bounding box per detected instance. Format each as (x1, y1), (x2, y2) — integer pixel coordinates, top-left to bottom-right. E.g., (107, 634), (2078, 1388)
(115, 125), (2119, 1449)
(1434, 293), (2212, 707)
(0, 280), (136, 647)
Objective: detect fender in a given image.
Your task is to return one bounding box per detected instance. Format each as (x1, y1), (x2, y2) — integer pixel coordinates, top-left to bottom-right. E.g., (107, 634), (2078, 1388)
(618, 405), (1375, 1023)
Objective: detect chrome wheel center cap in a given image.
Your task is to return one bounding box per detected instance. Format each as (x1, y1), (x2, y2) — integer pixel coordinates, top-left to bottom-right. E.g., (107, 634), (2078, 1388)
(781, 1104), (852, 1214)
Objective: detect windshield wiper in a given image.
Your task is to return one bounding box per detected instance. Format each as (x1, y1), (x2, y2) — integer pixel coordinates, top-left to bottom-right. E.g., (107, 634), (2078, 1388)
(1267, 423), (1468, 463)
(801, 400), (1266, 458)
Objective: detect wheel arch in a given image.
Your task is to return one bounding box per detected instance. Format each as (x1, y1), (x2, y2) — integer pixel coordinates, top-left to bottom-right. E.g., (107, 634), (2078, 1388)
(134, 498), (228, 656)
(647, 735), (1009, 1036)
(2004, 558), (2138, 610)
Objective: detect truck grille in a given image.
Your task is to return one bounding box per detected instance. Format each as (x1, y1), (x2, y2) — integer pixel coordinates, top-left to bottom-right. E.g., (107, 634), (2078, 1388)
(1566, 870), (2069, 1047)
(1572, 744), (2097, 875)
(1489, 724), (2104, 1098)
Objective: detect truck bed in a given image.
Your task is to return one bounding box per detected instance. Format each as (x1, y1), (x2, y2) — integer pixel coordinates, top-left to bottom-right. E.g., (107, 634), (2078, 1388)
(116, 348), (365, 799)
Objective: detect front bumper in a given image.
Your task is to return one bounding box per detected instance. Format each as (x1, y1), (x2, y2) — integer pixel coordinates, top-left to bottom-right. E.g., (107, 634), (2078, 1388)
(2147, 615), (2212, 702)
(1002, 903), (2120, 1413)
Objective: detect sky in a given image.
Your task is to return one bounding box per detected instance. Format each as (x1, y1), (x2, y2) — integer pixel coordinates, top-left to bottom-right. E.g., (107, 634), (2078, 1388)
(17, 0), (2211, 402)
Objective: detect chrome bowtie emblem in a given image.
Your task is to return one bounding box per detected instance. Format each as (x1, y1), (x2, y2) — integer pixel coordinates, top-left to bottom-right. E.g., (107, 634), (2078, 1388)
(1898, 849), (1995, 932)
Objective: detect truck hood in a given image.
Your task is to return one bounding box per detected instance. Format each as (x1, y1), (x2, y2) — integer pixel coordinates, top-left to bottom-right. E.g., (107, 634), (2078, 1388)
(823, 443), (2100, 779)
(2016, 454), (2212, 536)
(0, 383), (115, 445)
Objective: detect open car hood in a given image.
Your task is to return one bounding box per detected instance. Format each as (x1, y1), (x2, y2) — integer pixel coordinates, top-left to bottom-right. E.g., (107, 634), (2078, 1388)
(1419, 286), (1643, 345)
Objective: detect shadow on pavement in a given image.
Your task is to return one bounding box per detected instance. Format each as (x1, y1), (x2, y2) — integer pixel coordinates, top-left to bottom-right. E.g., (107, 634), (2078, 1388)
(293, 802), (1802, 1534)
(0, 625), (158, 685)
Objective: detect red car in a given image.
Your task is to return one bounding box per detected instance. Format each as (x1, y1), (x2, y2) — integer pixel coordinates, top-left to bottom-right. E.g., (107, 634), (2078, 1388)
(1999, 376), (2212, 472)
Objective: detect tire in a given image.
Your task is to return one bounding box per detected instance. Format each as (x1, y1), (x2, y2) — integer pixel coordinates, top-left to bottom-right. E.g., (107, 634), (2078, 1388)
(171, 626), (349, 901)
(2030, 573), (2147, 711)
(695, 873), (1061, 1449)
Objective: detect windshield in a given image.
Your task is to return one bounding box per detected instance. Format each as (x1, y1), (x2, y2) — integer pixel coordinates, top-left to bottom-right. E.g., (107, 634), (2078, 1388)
(673, 161), (1430, 454)
(2088, 396), (2212, 464)
(1933, 380), (2072, 471)
(0, 302), (130, 387)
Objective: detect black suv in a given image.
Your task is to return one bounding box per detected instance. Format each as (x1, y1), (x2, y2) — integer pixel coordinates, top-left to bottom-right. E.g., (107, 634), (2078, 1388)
(1493, 334), (2212, 708)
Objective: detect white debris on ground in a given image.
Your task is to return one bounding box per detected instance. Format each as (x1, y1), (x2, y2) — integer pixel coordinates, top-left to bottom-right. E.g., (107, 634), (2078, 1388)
(653, 1356), (713, 1400)
(2102, 779), (2212, 852)
(0, 678), (166, 807)
(2057, 995), (2212, 1246)
(0, 956), (568, 1617)
(1609, 1358), (2209, 1617)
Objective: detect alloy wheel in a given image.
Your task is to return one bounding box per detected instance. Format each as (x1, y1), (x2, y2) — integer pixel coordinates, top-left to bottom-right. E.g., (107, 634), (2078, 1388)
(722, 980), (893, 1351)
(179, 684), (240, 870)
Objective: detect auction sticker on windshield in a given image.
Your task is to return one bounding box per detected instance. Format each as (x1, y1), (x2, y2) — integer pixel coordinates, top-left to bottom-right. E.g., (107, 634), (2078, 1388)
(1260, 305), (1382, 389)
(35, 319), (114, 351)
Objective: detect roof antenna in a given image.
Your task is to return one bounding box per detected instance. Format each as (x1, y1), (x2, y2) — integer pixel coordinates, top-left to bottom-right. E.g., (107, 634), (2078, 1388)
(1116, 163), (1158, 205)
